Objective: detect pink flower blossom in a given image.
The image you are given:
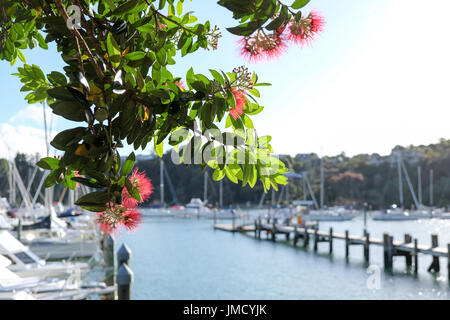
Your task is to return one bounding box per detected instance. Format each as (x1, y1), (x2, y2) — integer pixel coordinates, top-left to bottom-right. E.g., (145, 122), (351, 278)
(288, 10), (325, 47)
(120, 209), (142, 232)
(229, 88), (247, 120)
(122, 167), (154, 207)
(238, 29), (286, 63)
(310, 10), (326, 34)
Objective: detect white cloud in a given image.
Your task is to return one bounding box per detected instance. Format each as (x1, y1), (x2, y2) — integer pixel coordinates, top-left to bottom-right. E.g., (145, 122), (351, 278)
(9, 104), (56, 129)
(0, 123), (57, 159)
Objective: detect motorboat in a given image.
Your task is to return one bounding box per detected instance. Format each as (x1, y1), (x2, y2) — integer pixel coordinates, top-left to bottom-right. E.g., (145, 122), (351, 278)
(302, 207), (355, 222)
(372, 206), (419, 221)
(0, 230), (89, 278)
(0, 255), (113, 299)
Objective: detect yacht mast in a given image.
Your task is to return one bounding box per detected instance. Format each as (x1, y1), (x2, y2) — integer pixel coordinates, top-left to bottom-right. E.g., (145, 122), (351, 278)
(397, 151), (404, 208)
(160, 158), (164, 207)
(219, 179), (223, 208)
(303, 172), (319, 210)
(203, 170), (208, 204)
(400, 159), (420, 209)
(429, 169), (434, 206)
(320, 156), (324, 210)
(417, 166), (422, 206)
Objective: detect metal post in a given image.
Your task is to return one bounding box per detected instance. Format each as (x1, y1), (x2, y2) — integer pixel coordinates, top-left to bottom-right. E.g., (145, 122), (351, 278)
(117, 263), (133, 300)
(117, 244), (131, 266)
(104, 235), (116, 300)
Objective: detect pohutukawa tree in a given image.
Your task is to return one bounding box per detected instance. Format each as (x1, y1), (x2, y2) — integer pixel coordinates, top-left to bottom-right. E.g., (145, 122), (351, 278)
(0, 0), (324, 232)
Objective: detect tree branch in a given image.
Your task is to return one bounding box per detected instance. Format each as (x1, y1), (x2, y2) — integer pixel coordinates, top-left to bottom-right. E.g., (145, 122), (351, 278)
(53, 0), (105, 82)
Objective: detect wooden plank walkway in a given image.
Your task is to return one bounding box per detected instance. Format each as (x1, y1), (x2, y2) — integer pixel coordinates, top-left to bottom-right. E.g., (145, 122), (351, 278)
(214, 220), (450, 281)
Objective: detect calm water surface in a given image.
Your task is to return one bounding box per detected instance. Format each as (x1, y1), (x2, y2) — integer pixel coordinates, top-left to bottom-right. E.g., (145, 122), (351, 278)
(116, 210), (450, 299)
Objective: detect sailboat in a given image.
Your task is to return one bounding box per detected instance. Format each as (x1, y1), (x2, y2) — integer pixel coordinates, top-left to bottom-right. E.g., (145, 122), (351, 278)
(373, 152), (430, 221)
(302, 156), (355, 222)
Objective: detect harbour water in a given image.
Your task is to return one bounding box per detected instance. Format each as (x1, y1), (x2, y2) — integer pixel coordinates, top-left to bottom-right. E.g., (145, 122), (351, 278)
(117, 210), (450, 300)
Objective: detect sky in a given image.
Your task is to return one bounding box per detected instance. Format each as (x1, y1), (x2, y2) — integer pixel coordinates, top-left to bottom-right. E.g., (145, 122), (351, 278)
(1, 0), (450, 159)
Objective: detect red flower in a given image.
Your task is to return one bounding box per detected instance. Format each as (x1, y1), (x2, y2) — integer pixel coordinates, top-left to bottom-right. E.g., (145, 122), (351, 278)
(238, 28), (287, 63)
(229, 88), (247, 119)
(122, 167), (154, 207)
(288, 10), (325, 47)
(96, 211), (117, 235)
(175, 80), (186, 90)
(96, 202), (142, 234)
(238, 37), (263, 63)
(120, 209), (142, 232)
(310, 10), (326, 34)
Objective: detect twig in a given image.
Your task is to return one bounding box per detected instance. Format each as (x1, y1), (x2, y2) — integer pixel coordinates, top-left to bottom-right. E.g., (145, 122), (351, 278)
(53, 0), (105, 81)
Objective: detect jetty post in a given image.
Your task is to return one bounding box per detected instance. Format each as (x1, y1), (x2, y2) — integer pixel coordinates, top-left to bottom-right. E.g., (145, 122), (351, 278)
(271, 220), (276, 242)
(404, 234), (412, 269)
(257, 216), (262, 239)
(303, 225), (309, 248)
(427, 234), (440, 273)
(345, 230), (349, 258)
(117, 243), (131, 266)
(117, 263), (133, 300)
(383, 233), (394, 271)
(364, 230), (370, 263)
(116, 244), (133, 300)
(293, 225), (298, 246)
(314, 227), (318, 251)
(329, 227), (333, 254)
(414, 238), (418, 274)
(104, 235), (116, 300)
(447, 243), (450, 282)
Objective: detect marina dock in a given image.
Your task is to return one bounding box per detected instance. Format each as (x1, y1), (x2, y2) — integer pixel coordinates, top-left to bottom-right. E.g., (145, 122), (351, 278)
(214, 218), (450, 281)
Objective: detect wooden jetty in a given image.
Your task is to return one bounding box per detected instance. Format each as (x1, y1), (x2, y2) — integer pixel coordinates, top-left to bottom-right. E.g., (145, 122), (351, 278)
(214, 217), (450, 282)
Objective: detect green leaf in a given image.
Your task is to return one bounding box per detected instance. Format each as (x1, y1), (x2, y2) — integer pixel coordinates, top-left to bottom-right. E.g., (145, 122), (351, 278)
(212, 168), (225, 181)
(47, 71), (67, 86)
(17, 50), (26, 63)
(125, 178), (141, 202)
(64, 171), (77, 190)
(291, 0), (311, 9)
(111, 0), (140, 15)
(209, 69), (224, 85)
(49, 100), (86, 122)
(106, 33), (121, 68)
(226, 20), (265, 36)
(50, 127), (87, 151)
(224, 166), (238, 184)
(124, 51), (146, 61)
(122, 152), (136, 177)
(75, 191), (109, 206)
(154, 139), (164, 158)
(71, 177), (104, 188)
(176, 1), (183, 16)
(36, 157), (60, 170)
